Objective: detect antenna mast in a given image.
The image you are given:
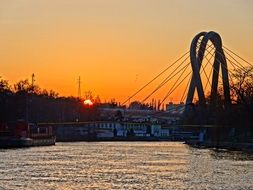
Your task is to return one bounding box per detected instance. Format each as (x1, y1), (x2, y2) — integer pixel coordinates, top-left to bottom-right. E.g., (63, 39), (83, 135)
(78, 76), (81, 98)
(31, 73), (35, 87)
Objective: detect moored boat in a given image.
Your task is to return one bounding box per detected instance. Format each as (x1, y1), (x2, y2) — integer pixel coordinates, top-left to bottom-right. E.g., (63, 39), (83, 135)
(0, 121), (55, 148)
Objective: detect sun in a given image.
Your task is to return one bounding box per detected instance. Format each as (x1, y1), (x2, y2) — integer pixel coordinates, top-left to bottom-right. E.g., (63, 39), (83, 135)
(83, 99), (93, 106)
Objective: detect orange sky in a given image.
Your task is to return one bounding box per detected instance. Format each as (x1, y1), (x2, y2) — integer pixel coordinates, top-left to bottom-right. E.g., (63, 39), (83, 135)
(0, 0), (253, 103)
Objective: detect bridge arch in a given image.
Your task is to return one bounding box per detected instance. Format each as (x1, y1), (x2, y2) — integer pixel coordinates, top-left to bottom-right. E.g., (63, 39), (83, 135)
(186, 31), (231, 109)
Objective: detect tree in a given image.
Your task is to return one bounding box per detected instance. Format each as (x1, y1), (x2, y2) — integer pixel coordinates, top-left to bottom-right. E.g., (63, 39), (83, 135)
(231, 67), (253, 105)
(94, 95), (101, 104)
(14, 79), (33, 94)
(0, 78), (13, 122)
(0, 78), (11, 93)
(84, 91), (93, 100)
(230, 67), (253, 130)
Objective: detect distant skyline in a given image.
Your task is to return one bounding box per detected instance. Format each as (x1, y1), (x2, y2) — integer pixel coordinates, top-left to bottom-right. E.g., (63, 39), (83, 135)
(1, 0), (253, 103)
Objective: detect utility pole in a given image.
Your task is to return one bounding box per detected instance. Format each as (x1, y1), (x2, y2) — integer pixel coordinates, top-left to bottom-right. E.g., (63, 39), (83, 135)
(31, 73), (35, 88)
(78, 76), (81, 99)
(77, 76), (82, 122)
(26, 74), (35, 123)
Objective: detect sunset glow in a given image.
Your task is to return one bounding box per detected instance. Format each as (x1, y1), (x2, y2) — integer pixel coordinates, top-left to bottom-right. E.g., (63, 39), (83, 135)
(0, 1), (253, 189)
(0, 1), (253, 103)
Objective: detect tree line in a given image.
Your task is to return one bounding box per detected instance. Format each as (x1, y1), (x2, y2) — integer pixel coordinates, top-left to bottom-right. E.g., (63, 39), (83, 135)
(0, 78), (100, 123)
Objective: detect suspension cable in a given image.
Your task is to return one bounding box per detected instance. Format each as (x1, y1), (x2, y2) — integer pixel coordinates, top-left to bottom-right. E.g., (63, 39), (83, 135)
(180, 49), (215, 103)
(201, 46), (233, 87)
(160, 65), (192, 106)
(180, 74), (191, 103)
(204, 43), (246, 72)
(141, 61), (190, 103)
(159, 44), (251, 109)
(203, 52), (215, 92)
(223, 46), (253, 67)
(223, 49), (248, 72)
(199, 47), (215, 90)
(121, 51), (190, 105)
(160, 71), (192, 106)
(202, 43), (237, 84)
(175, 42), (214, 102)
(177, 42), (215, 103)
(142, 41), (214, 105)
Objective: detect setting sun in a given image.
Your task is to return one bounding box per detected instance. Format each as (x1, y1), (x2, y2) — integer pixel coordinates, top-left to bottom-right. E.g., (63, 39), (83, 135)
(0, 1), (253, 189)
(83, 99), (93, 106)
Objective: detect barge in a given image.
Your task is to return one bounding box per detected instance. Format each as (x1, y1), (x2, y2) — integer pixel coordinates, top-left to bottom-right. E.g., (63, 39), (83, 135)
(0, 121), (55, 148)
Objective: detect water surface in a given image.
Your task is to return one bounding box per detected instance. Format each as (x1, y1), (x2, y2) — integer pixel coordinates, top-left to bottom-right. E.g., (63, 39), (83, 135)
(0, 142), (252, 190)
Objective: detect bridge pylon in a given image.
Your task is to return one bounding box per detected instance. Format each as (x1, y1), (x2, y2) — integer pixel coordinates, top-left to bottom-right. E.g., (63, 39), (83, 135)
(186, 31), (231, 111)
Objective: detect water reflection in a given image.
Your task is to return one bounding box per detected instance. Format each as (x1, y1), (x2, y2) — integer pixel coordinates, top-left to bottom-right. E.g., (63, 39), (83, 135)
(0, 142), (252, 190)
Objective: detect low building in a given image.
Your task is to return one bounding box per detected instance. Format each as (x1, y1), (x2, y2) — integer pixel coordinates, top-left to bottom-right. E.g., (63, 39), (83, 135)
(166, 102), (185, 114)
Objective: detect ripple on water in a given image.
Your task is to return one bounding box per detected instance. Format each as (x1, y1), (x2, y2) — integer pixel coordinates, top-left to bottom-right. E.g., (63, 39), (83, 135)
(0, 142), (252, 190)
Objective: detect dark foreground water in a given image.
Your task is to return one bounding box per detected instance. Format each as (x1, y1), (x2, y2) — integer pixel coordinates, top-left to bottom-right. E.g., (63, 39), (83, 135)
(0, 142), (253, 190)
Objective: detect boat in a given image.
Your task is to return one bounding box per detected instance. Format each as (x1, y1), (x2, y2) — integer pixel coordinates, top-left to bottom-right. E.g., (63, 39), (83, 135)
(0, 121), (55, 148)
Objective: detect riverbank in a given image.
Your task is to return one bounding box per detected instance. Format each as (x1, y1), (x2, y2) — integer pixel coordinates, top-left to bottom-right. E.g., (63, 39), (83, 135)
(0, 137), (56, 149)
(56, 136), (175, 142)
(185, 140), (253, 153)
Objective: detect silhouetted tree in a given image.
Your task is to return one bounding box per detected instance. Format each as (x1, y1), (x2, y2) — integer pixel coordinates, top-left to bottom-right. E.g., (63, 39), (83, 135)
(0, 77), (101, 123)
(230, 67), (253, 136)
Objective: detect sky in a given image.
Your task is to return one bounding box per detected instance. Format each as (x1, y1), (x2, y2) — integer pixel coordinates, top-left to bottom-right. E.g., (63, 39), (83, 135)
(0, 0), (253, 103)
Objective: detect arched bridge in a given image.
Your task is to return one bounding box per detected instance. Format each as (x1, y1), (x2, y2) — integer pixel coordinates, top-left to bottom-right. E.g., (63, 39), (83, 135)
(123, 31), (253, 119)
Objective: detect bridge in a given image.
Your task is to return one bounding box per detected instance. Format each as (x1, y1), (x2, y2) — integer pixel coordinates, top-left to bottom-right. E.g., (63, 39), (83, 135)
(35, 31), (253, 143)
(121, 31), (253, 124)
(34, 30), (253, 128)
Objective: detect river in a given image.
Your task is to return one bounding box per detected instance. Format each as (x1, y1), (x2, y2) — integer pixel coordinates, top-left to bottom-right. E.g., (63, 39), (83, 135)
(0, 142), (252, 190)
